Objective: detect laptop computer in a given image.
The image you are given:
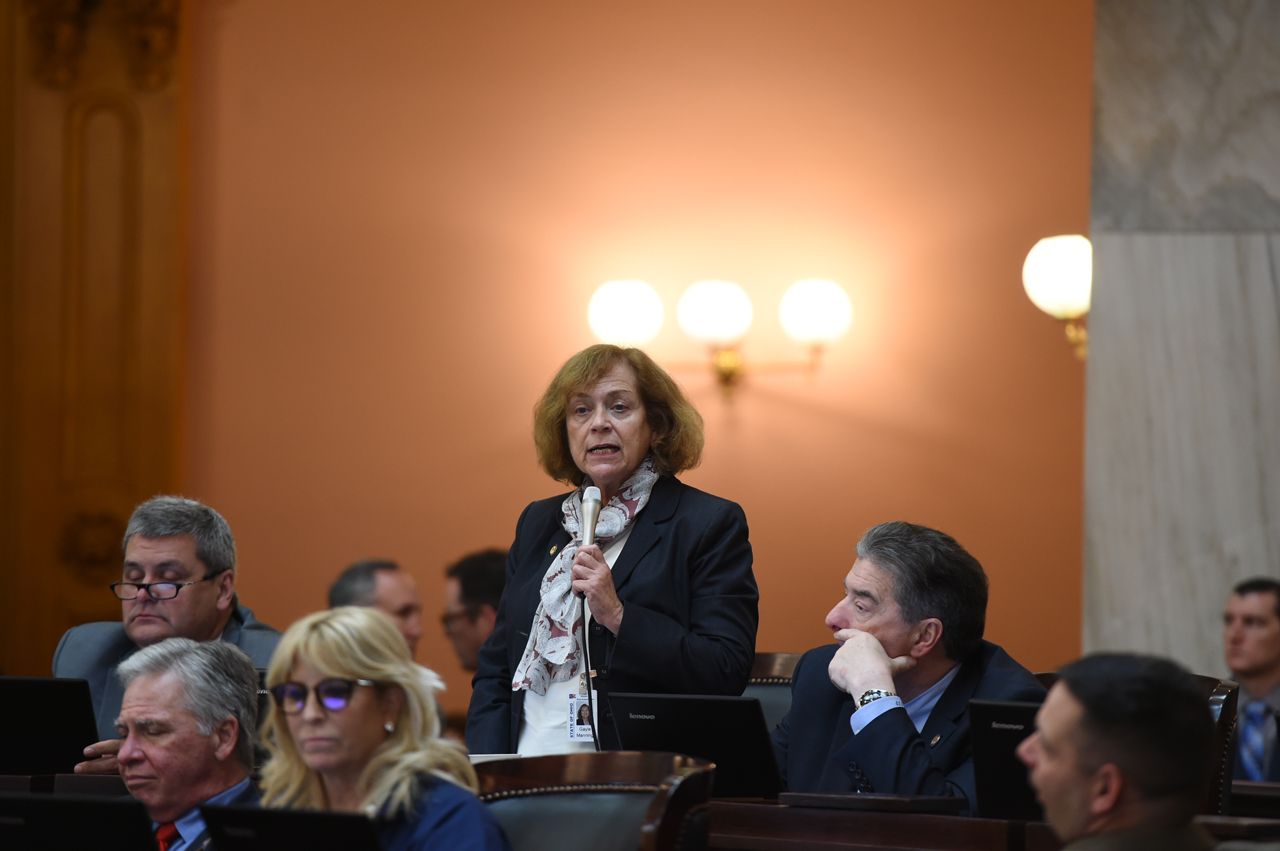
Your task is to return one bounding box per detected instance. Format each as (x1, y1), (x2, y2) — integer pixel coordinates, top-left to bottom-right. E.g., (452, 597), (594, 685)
(969, 698), (1045, 821)
(0, 677), (100, 775)
(606, 692), (783, 799)
(202, 804), (383, 851)
(0, 793), (155, 851)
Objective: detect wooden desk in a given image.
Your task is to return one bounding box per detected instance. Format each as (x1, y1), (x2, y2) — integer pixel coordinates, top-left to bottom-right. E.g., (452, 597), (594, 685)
(1231, 780), (1280, 819)
(711, 801), (1280, 851)
(0, 775), (54, 793)
(710, 801), (1018, 851)
(0, 774), (128, 796)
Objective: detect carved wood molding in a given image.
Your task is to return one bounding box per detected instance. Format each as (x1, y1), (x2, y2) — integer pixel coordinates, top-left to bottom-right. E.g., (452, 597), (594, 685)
(121, 0), (179, 91)
(22, 0), (179, 91)
(21, 0), (92, 88)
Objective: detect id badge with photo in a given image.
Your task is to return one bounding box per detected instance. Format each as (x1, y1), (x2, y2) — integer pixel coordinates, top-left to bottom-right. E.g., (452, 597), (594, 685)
(568, 692), (595, 741)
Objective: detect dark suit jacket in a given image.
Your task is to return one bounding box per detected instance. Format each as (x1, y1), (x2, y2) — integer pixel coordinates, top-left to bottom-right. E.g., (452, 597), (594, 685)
(1231, 711), (1280, 782)
(188, 777), (261, 851)
(771, 640), (1045, 813)
(466, 475), (759, 752)
(53, 604), (281, 740)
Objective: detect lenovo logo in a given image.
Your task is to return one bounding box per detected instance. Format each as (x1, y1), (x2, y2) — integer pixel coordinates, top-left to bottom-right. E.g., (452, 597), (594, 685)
(992, 722), (1025, 730)
(629, 713), (656, 720)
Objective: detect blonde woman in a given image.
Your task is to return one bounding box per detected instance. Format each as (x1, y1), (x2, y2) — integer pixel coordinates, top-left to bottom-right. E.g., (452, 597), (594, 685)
(262, 607), (508, 851)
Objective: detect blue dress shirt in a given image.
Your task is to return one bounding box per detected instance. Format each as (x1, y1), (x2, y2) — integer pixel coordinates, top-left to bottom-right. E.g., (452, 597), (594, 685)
(156, 776), (254, 851)
(850, 664), (962, 735)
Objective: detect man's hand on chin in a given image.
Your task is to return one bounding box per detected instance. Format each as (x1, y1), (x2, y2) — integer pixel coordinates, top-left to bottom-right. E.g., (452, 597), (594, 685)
(828, 629), (917, 698)
(74, 738), (122, 774)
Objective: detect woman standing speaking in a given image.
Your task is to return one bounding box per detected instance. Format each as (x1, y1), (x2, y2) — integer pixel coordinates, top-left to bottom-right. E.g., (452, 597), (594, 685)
(466, 345), (759, 754)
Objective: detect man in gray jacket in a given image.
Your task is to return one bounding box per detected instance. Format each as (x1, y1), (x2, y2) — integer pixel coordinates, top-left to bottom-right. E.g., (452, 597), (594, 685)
(53, 495), (280, 774)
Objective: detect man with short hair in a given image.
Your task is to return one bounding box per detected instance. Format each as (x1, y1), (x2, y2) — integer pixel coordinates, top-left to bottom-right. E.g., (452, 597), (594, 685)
(116, 638), (261, 851)
(53, 496), (280, 773)
(770, 521), (1044, 810)
(328, 559), (424, 655)
(442, 549), (506, 671)
(1017, 654), (1215, 851)
(1223, 577), (1280, 781)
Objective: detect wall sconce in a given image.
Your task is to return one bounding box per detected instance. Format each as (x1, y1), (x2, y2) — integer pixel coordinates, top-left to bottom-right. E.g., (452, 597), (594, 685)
(587, 277), (852, 393)
(1022, 235), (1091, 360)
(588, 280), (665, 345)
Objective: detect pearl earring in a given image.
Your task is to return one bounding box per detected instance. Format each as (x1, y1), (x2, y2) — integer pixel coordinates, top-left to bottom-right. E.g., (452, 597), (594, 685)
(384, 722), (395, 734)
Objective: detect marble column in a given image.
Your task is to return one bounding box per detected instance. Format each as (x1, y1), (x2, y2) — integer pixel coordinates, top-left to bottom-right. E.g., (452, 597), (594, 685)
(1084, 0), (1280, 677)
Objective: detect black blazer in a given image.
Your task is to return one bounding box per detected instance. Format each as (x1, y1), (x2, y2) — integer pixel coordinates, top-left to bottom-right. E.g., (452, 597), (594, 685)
(1231, 711), (1280, 781)
(771, 640), (1045, 813)
(466, 475), (759, 752)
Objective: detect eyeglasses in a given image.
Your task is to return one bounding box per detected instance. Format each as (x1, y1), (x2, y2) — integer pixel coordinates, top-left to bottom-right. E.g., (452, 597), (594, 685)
(440, 607), (478, 633)
(269, 679), (375, 714)
(110, 570), (229, 601)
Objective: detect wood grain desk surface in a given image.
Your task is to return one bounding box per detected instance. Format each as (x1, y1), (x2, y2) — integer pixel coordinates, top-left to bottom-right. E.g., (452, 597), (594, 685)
(710, 800), (1280, 851)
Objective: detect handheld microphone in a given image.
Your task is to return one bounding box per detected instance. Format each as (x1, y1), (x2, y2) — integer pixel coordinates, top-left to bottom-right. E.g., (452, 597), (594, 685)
(581, 486), (602, 547)
(579, 486), (604, 750)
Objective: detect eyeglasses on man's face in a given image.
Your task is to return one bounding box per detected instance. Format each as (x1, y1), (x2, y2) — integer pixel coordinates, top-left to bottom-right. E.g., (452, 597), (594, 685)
(440, 607), (479, 634)
(269, 678), (376, 715)
(110, 569), (229, 601)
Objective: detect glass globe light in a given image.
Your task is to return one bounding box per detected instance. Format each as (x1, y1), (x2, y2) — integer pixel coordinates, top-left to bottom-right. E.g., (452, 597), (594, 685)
(1022, 235), (1092, 320)
(587, 280), (664, 345)
(779, 279), (853, 344)
(677, 280), (754, 346)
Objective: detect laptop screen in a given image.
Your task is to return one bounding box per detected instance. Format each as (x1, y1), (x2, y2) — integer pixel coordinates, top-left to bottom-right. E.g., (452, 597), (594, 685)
(969, 698), (1045, 821)
(0, 793), (154, 850)
(606, 692), (782, 799)
(202, 804), (382, 851)
(0, 677), (99, 775)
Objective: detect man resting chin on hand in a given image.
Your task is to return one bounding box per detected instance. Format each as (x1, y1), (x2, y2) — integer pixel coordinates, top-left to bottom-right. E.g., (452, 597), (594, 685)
(770, 521), (1046, 813)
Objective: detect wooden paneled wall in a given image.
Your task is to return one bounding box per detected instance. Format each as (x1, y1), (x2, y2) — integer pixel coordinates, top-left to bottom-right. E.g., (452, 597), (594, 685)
(0, 0), (186, 676)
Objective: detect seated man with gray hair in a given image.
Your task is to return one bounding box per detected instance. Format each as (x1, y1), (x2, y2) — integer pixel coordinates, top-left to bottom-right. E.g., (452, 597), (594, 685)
(116, 637), (261, 851)
(53, 495), (281, 773)
(771, 520), (1045, 810)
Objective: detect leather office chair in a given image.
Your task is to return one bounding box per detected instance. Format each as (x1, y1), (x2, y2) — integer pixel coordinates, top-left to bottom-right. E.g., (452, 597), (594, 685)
(476, 751), (713, 851)
(742, 652), (802, 732)
(1033, 671), (1238, 815)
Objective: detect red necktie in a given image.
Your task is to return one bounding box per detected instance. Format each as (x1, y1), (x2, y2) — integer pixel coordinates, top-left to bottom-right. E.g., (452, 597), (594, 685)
(155, 821), (180, 851)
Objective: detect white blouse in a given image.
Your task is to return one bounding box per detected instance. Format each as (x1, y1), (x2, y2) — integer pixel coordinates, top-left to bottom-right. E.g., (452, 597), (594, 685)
(516, 526), (634, 756)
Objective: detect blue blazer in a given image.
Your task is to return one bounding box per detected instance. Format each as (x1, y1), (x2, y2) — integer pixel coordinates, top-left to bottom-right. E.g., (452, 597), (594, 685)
(379, 778), (510, 851)
(466, 475), (759, 752)
(771, 640), (1045, 814)
(53, 604), (282, 740)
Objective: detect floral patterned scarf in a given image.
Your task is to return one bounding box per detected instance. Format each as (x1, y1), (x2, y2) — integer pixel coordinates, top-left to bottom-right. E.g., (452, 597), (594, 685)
(511, 454), (659, 695)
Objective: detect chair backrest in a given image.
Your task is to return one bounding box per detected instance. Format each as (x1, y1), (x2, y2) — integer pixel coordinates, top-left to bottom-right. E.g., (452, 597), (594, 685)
(475, 751), (713, 851)
(743, 652), (803, 732)
(1032, 672), (1238, 815)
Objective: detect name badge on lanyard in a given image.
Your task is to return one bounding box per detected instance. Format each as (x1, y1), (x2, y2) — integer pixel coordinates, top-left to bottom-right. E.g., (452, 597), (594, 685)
(568, 692), (595, 741)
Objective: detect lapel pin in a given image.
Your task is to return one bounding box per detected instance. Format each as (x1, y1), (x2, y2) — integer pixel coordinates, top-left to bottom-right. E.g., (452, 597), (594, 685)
(930, 735), (941, 747)
(549, 545), (558, 555)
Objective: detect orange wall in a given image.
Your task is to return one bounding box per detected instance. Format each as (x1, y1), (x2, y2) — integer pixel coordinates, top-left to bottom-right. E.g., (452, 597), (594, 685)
(185, 1), (1093, 714)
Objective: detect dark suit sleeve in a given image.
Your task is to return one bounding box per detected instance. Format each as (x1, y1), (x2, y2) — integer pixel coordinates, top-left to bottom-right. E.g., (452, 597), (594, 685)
(769, 650), (809, 790)
(846, 678), (1046, 809)
(465, 505), (532, 754)
(605, 498), (757, 695)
